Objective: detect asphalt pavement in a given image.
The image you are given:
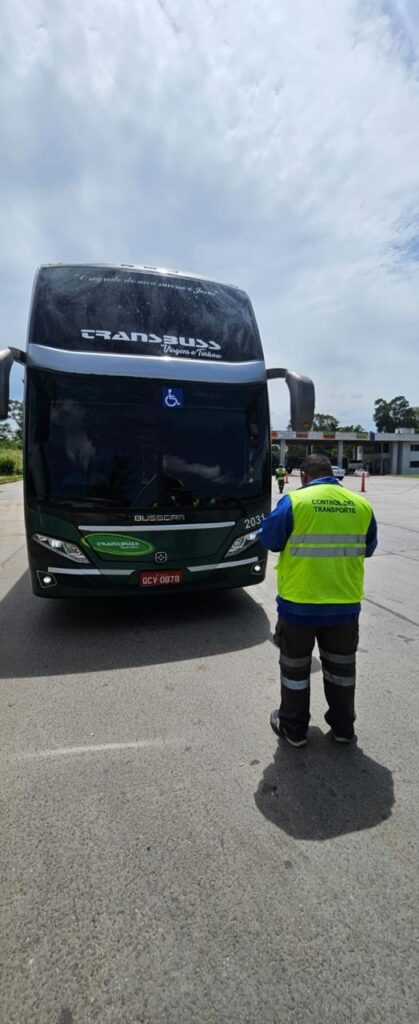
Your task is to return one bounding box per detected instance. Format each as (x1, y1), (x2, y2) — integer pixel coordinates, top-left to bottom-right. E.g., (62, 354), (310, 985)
(0, 476), (418, 1024)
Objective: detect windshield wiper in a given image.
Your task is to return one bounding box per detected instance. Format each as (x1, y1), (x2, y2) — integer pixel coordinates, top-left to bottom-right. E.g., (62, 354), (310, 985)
(132, 474), (158, 506)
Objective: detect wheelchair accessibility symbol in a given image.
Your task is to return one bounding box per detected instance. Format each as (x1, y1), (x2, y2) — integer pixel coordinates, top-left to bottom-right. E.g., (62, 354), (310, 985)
(163, 387), (183, 409)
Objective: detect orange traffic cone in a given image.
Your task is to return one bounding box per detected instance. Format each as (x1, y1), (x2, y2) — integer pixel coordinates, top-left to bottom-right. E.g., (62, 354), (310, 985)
(361, 472), (366, 493)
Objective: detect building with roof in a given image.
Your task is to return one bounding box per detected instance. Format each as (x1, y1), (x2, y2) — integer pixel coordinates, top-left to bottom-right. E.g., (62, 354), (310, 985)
(271, 430), (419, 475)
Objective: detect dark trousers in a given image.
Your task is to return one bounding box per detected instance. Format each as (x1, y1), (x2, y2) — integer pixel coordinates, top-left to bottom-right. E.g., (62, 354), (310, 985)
(278, 480), (285, 493)
(274, 615), (359, 740)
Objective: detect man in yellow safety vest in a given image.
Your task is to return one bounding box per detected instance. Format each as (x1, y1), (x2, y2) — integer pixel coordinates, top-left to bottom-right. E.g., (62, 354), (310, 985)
(259, 453), (377, 747)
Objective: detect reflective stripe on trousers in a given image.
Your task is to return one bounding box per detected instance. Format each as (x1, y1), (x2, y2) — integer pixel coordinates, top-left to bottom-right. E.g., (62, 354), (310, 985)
(279, 638), (357, 688)
(280, 652), (312, 691)
(319, 645), (356, 687)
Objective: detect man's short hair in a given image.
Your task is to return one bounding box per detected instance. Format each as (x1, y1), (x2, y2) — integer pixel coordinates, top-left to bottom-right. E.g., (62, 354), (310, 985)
(300, 453), (333, 480)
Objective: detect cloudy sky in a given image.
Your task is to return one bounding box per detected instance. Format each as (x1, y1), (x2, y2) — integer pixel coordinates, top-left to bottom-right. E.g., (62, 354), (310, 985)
(1, 0), (419, 428)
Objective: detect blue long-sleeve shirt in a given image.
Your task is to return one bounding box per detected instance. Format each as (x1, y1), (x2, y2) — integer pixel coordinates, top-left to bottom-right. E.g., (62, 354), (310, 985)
(259, 476), (378, 626)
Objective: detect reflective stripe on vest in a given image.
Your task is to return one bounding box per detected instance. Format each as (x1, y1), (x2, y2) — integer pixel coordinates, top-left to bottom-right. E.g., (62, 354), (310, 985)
(290, 546), (366, 557)
(276, 484), (373, 605)
(290, 534), (366, 544)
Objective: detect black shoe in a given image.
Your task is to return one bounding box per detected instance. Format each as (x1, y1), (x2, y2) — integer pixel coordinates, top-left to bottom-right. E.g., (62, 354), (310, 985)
(270, 710), (307, 748)
(330, 730), (356, 744)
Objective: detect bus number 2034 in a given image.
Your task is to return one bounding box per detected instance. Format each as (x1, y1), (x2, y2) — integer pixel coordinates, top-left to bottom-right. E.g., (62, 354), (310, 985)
(244, 515), (262, 530)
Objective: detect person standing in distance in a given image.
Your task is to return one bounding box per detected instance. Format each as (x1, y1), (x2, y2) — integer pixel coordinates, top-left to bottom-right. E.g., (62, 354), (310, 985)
(259, 454), (377, 747)
(275, 464), (286, 494)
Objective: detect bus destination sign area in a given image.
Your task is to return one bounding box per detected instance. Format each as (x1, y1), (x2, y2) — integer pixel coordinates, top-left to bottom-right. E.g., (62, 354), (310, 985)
(29, 265), (264, 364)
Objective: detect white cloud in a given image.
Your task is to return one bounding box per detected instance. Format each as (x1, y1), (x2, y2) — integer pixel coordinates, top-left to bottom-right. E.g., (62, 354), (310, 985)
(1, 0), (419, 427)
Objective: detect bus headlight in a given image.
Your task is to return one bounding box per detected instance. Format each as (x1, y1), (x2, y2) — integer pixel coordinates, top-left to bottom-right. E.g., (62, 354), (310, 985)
(32, 533), (90, 564)
(225, 531), (259, 558)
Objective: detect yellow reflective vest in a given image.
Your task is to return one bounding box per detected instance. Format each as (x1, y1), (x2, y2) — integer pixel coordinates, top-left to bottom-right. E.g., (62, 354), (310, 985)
(276, 483), (374, 604)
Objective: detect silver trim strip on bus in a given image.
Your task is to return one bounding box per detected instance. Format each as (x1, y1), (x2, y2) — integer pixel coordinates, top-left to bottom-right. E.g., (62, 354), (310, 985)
(79, 522), (236, 532)
(187, 557), (259, 572)
(47, 558), (259, 575)
(27, 344), (266, 384)
(100, 570), (136, 575)
(48, 567), (134, 576)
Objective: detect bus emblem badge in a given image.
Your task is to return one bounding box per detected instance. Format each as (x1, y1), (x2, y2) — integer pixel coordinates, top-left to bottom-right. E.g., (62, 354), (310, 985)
(155, 551), (168, 564)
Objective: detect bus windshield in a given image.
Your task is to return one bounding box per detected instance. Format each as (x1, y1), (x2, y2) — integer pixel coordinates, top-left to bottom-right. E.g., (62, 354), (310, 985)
(26, 370), (270, 512)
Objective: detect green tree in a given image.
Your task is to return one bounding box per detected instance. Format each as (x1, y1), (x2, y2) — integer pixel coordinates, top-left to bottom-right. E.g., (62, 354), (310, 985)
(312, 413), (339, 431)
(0, 420), (14, 442)
(8, 400), (23, 442)
(374, 396), (417, 433)
(337, 424), (366, 433)
(0, 401), (23, 444)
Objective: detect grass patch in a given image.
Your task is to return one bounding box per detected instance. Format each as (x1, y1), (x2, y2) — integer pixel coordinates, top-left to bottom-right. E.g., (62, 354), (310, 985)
(0, 475), (23, 484)
(0, 447), (23, 475)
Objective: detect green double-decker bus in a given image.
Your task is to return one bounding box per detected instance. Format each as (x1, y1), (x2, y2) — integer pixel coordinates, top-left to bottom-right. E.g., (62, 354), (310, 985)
(0, 264), (314, 597)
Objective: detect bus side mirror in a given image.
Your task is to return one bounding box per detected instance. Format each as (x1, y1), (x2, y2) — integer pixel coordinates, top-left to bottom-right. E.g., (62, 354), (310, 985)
(266, 367), (315, 431)
(0, 349), (14, 420)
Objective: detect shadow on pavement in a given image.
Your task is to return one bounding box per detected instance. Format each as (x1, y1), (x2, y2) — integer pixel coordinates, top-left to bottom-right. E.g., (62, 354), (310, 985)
(0, 571), (271, 678)
(254, 727), (394, 839)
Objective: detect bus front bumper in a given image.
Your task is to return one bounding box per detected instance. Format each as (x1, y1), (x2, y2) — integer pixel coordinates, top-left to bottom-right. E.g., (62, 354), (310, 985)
(30, 553), (268, 597)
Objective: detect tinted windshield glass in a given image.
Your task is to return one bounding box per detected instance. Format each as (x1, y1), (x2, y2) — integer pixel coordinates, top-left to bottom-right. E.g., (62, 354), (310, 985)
(26, 370), (270, 512)
(29, 265), (263, 363)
